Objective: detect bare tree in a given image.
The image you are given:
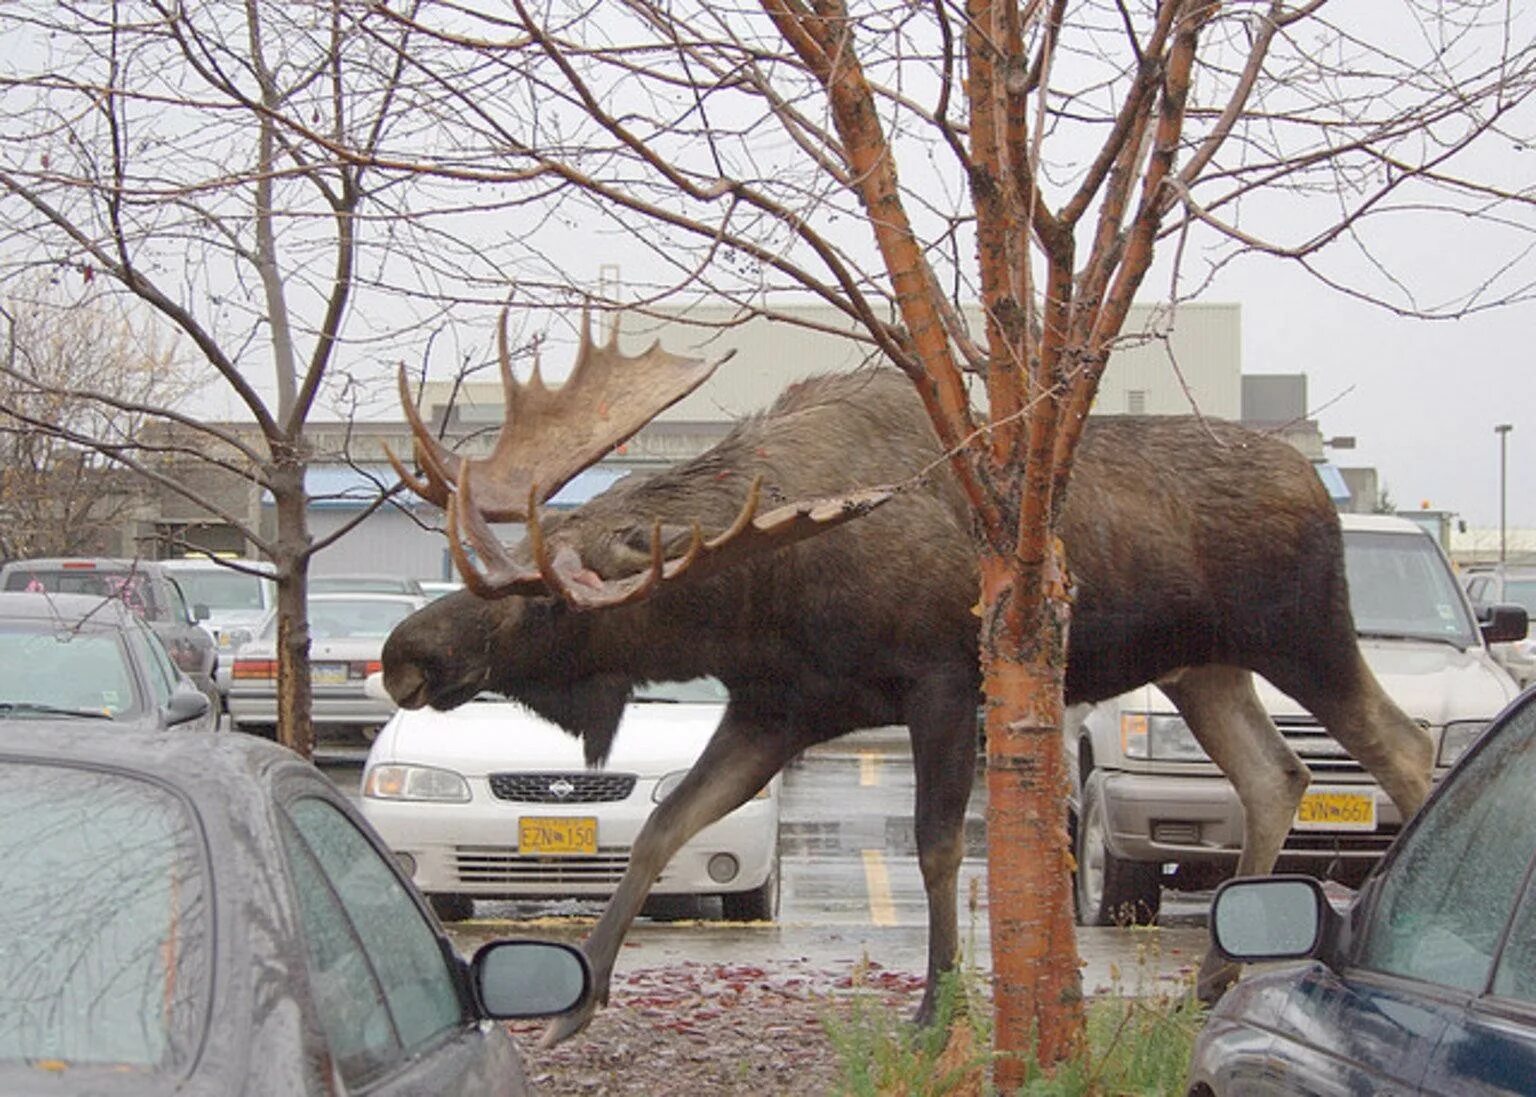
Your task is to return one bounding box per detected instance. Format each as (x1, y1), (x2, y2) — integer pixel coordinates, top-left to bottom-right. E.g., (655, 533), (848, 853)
(0, 284), (200, 560)
(350, 0), (1536, 1079)
(0, 1), (531, 756)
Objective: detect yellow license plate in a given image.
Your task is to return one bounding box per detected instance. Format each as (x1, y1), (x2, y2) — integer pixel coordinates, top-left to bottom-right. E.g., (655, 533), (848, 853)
(312, 662), (348, 686)
(1294, 789), (1377, 831)
(519, 817), (598, 855)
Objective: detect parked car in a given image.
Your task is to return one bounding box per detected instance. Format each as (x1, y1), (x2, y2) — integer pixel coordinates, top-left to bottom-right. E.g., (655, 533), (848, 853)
(0, 557), (220, 710)
(1069, 513), (1528, 926)
(1463, 563), (1536, 688)
(310, 573), (427, 596)
(160, 555), (277, 702)
(0, 591), (214, 733)
(359, 677), (782, 924)
(0, 723), (591, 1095)
(1189, 684), (1536, 1097)
(420, 579), (464, 601)
(227, 592), (427, 743)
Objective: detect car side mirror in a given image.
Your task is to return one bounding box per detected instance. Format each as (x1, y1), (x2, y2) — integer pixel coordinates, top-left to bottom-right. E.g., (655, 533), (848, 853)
(1210, 876), (1343, 964)
(1481, 603), (1530, 646)
(470, 940), (592, 1019)
(166, 686), (212, 726)
(193, 602), (211, 623)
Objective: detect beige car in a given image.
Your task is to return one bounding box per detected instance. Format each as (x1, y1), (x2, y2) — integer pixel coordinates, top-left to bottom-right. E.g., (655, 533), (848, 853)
(1068, 513), (1527, 925)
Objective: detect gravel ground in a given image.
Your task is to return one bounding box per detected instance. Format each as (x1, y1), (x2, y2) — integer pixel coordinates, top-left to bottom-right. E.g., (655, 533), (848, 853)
(507, 957), (936, 1096)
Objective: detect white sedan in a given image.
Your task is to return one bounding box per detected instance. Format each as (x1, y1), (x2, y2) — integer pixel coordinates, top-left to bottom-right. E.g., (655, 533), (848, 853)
(228, 591), (426, 741)
(359, 678), (781, 923)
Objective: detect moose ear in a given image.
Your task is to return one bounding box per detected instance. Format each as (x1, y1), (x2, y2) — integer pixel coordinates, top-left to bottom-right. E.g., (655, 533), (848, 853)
(618, 522), (696, 563)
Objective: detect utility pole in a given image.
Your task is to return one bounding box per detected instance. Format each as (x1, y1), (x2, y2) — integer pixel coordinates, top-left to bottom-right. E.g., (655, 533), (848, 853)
(1496, 423), (1513, 565)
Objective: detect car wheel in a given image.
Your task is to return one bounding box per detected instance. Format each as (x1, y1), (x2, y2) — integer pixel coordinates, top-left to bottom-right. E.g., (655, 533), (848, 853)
(721, 849), (780, 922)
(232, 722), (278, 742)
(429, 893), (474, 923)
(1075, 773), (1160, 927)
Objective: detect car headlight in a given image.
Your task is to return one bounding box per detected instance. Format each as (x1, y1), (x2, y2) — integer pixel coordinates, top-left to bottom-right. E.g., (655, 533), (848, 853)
(1438, 721), (1489, 768)
(652, 769), (773, 804)
(1120, 712), (1208, 761)
(364, 764), (471, 802)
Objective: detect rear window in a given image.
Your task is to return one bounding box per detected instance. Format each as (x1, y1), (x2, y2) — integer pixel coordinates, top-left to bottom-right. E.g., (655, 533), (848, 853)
(3, 567), (165, 619)
(0, 760), (210, 1071)
(169, 569), (271, 612)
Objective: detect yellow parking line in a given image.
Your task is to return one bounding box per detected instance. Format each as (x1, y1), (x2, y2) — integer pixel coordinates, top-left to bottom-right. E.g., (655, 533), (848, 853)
(862, 849), (897, 926)
(859, 750), (880, 787)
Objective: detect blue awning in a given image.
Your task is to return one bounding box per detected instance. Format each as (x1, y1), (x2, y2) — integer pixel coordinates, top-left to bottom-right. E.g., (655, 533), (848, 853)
(1314, 462), (1352, 505)
(264, 463), (633, 509)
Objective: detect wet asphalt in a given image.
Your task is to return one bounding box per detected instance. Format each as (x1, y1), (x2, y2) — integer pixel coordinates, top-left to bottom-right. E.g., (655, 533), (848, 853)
(320, 725), (1210, 997)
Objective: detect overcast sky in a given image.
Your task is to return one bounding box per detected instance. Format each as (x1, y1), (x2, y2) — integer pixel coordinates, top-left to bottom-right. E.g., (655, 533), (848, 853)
(1204, 246), (1533, 533)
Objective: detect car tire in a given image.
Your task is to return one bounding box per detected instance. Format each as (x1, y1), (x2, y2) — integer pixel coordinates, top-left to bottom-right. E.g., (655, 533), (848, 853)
(721, 849), (780, 922)
(428, 893), (474, 923)
(232, 722), (278, 742)
(1075, 772), (1161, 927)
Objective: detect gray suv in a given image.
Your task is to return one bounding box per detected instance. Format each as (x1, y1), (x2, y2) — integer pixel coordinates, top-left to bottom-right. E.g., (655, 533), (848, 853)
(1067, 514), (1529, 925)
(0, 557), (219, 710)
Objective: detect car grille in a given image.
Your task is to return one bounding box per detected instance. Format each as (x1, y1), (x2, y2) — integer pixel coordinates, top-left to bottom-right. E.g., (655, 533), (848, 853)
(488, 772), (637, 803)
(452, 845), (631, 887)
(1276, 717), (1431, 774)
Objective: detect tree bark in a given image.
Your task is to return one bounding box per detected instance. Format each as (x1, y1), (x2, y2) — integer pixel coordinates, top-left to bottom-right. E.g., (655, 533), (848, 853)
(980, 539), (1083, 1085)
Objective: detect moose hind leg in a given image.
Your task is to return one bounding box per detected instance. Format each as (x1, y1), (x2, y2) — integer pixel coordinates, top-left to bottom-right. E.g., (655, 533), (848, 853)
(906, 675), (981, 1027)
(540, 712), (799, 1048)
(1161, 665), (1311, 1001)
(1276, 648), (1433, 820)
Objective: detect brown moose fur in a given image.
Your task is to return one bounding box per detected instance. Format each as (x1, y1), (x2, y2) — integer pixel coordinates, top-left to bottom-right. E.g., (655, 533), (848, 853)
(382, 367), (1431, 1042)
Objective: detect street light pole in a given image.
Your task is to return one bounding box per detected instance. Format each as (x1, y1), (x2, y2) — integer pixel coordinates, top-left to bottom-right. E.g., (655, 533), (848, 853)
(1496, 423), (1513, 565)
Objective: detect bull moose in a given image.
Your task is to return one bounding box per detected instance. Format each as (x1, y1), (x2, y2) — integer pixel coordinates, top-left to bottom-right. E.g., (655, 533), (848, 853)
(380, 316), (1432, 1045)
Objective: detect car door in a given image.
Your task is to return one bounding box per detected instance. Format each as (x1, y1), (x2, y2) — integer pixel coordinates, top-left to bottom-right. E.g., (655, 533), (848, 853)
(275, 783), (528, 1096)
(1283, 690), (1536, 1096)
(1419, 698), (1536, 1095)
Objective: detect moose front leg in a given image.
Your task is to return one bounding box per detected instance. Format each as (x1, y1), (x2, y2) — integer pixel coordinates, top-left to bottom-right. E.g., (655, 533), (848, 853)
(906, 675), (981, 1027)
(540, 712), (801, 1048)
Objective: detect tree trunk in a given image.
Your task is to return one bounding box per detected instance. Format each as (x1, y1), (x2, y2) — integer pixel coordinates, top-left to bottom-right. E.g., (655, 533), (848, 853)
(980, 541), (1083, 1086)
(269, 458), (314, 760)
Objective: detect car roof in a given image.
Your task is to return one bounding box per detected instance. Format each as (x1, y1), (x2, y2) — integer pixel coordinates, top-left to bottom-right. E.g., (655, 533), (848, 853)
(0, 724), (297, 799)
(0, 589), (139, 626)
(1337, 513), (1436, 535)
(0, 556), (173, 572)
(160, 556), (276, 576)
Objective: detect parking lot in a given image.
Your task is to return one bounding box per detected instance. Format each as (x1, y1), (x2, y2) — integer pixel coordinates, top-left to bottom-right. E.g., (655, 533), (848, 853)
(322, 724), (1210, 996)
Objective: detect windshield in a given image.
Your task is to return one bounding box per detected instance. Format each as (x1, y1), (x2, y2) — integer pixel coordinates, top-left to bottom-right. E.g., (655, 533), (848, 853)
(1502, 578), (1536, 615)
(311, 577), (414, 594)
(0, 624), (145, 718)
(0, 761), (209, 1070)
(3, 569), (163, 619)
(1344, 530), (1479, 647)
(633, 677), (730, 704)
(170, 569), (270, 612)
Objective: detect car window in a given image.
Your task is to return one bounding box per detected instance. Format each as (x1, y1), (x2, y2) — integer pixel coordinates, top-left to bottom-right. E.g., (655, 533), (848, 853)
(0, 760), (209, 1069)
(169, 569), (270, 612)
(1505, 578), (1536, 615)
(162, 577), (195, 624)
(307, 599), (418, 639)
(0, 622), (144, 718)
(126, 618), (177, 706)
(1465, 577), (1490, 604)
(1344, 530), (1479, 646)
(1357, 697), (1536, 992)
(279, 797), (462, 1086)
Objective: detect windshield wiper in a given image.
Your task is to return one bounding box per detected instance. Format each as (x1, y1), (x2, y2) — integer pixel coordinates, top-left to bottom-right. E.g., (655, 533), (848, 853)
(1356, 630), (1466, 649)
(0, 702), (114, 720)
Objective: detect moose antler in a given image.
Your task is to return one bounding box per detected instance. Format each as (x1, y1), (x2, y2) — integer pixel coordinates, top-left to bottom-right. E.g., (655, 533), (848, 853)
(446, 464), (894, 608)
(387, 307), (721, 522)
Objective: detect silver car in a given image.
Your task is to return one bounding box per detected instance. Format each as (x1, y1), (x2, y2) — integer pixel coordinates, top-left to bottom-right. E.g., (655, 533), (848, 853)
(160, 556), (276, 702)
(228, 592), (425, 743)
